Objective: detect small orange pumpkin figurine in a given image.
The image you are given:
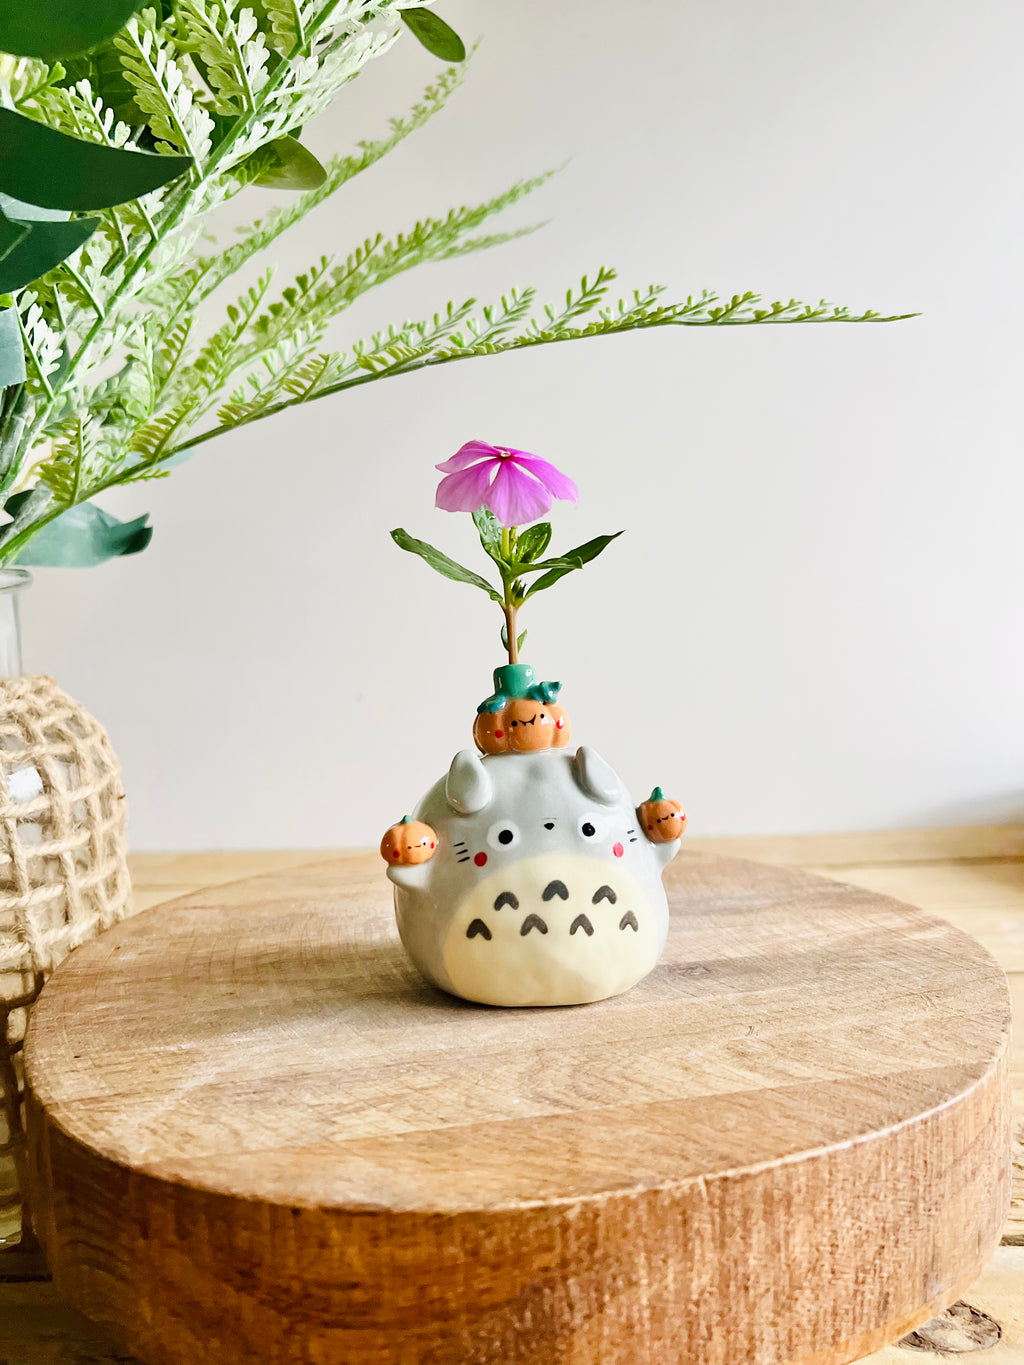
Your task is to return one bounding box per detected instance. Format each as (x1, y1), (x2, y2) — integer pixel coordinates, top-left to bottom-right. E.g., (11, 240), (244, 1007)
(380, 815), (438, 865)
(473, 699), (572, 755)
(637, 787), (687, 843)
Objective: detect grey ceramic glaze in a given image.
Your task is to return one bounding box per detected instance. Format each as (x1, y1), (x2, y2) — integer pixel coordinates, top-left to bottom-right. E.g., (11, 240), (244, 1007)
(388, 746), (680, 1006)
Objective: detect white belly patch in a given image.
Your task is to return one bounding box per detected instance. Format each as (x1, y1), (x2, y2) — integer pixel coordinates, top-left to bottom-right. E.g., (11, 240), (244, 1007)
(441, 853), (660, 1007)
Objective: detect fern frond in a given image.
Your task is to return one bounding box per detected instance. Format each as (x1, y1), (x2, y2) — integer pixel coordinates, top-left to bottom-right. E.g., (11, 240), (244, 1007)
(154, 318), (194, 393)
(353, 292), (534, 375)
(269, 9), (403, 131)
(111, 314), (194, 427)
(262, 0), (311, 54)
(176, 0), (271, 114)
(217, 348), (339, 424)
(117, 466), (172, 483)
(0, 54), (66, 111)
(115, 10), (214, 161)
(133, 272), (274, 452)
(186, 172), (556, 381)
(279, 349), (337, 399)
(128, 401), (197, 461)
(212, 296), (480, 428)
(16, 294), (63, 400)
(31, 77), (137, 148)
(151, 273), (915, 464)
(332, 173), (555, 300)
(158, 59), (467, 313)
(37, 415), (101, 502)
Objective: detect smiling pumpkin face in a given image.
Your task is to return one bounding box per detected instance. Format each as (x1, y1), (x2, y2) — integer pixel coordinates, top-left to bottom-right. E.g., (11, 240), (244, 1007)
(505, 697), (558, 752)
(473, 699), (571, 755)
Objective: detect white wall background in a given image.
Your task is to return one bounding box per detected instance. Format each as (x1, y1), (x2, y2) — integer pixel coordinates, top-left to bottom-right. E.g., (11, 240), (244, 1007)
(21, 0), (1024, 850)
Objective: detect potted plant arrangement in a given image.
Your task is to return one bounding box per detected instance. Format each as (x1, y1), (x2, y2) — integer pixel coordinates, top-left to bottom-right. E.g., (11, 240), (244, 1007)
(381, 440), (690, 1007)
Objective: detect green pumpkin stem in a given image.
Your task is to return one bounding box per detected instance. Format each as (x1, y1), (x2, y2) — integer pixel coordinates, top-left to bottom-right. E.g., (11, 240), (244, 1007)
(649, 786), (664, 802)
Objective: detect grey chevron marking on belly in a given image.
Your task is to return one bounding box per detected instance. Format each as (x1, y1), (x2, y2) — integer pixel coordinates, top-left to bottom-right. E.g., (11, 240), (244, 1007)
(570, 913), (594, 936)
(493, 891), (519, 911)
(521, 913), (548, 936)
(542, 880), (569, 901)
(466, 919), (492, 940)
(592, 885), (617, 904)
(619, 911), (639, 932)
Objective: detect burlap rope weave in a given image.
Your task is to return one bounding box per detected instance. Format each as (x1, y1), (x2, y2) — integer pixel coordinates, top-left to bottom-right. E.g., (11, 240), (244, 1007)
(0, 675), (131, 1237)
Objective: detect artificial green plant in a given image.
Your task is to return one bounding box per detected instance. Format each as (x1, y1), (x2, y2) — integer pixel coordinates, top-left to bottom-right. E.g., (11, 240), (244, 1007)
(0, 0), (912, 568)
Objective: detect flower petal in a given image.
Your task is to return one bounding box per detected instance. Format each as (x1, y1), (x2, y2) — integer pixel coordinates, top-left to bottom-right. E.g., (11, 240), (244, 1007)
(508, 454), (578, 503)
(435, 439), (501, 473)
(485, 461), (553, 525)
(435, 461), (496, 513)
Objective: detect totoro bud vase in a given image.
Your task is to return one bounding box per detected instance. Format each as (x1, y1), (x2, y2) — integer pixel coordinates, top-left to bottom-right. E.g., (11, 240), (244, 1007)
(381, 665), (687, 1007)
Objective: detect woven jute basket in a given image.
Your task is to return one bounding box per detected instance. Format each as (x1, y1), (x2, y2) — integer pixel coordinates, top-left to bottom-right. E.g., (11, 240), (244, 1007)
(0, 675), (130, 1241)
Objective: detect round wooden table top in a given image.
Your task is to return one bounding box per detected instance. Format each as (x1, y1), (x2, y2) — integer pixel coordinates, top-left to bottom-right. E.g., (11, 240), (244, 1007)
(24, 851), (1010, 1365)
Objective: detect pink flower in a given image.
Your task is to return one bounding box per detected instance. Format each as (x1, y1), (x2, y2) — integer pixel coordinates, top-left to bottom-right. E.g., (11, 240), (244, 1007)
(435, 440), (578, 526)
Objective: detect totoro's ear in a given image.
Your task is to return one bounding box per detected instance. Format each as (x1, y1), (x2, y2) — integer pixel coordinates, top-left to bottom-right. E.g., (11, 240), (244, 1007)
(572, 746), (623, 806)
(446, 748), (493, 815)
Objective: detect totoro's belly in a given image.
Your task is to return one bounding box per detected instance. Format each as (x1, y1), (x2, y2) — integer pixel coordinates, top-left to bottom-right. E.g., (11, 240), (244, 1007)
(441, 852), (662, 1007)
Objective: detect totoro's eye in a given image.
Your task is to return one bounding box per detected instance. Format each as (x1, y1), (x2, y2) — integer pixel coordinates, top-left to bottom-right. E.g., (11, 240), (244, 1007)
(486, 820), (521, 851)
(578, 814), (606, 840)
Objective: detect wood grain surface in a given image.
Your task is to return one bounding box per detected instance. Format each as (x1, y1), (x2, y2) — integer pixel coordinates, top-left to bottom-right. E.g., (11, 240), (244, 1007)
(19, 849), (1011, 1365)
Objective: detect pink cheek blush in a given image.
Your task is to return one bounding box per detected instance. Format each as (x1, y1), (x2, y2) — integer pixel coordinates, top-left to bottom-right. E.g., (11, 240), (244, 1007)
(613, 843), (624, 858)
(474, 852), (488, 867)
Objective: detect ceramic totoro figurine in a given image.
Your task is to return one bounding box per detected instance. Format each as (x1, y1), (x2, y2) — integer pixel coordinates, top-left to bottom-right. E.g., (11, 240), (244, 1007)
(381, 665), (686, 1007)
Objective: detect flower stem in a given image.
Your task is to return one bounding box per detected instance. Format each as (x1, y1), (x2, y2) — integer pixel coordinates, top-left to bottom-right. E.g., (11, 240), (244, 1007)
(504, 600), (519, 664)
(501, 524), (518, 665)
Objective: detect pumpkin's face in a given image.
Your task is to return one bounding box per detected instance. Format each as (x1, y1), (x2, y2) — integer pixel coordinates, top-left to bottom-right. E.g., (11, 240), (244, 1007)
(505, 698), (558, 752)
(380, 820), (437, 865)
(472, 710), (509, 756)
(637, 797), (687, 843)
(473, 699), (571, 755)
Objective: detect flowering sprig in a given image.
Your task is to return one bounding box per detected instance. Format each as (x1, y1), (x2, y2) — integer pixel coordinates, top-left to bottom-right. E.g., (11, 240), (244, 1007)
(391, 440), (621, 664)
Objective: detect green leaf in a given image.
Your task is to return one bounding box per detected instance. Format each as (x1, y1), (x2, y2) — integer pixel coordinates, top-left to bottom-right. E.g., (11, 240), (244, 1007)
(0, 486), (51, 549)
(60, 47), (144, 125)
(0, 109), (192, 211)
(0, 0), (147, 58)
(514, 522), (551, 564)
(11, 501), (152, 566)
(472, 507), (508, 566)
(0, 310), (27, 387)
(0, 208), (98, 294)
(500, 623), (527, 653)
(523, 532), (624, 597)
(390, 527), (501, 601)
(400, 10), (466, 62)
(249, 137), (328, 191)
(0, 217), (31, 268)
